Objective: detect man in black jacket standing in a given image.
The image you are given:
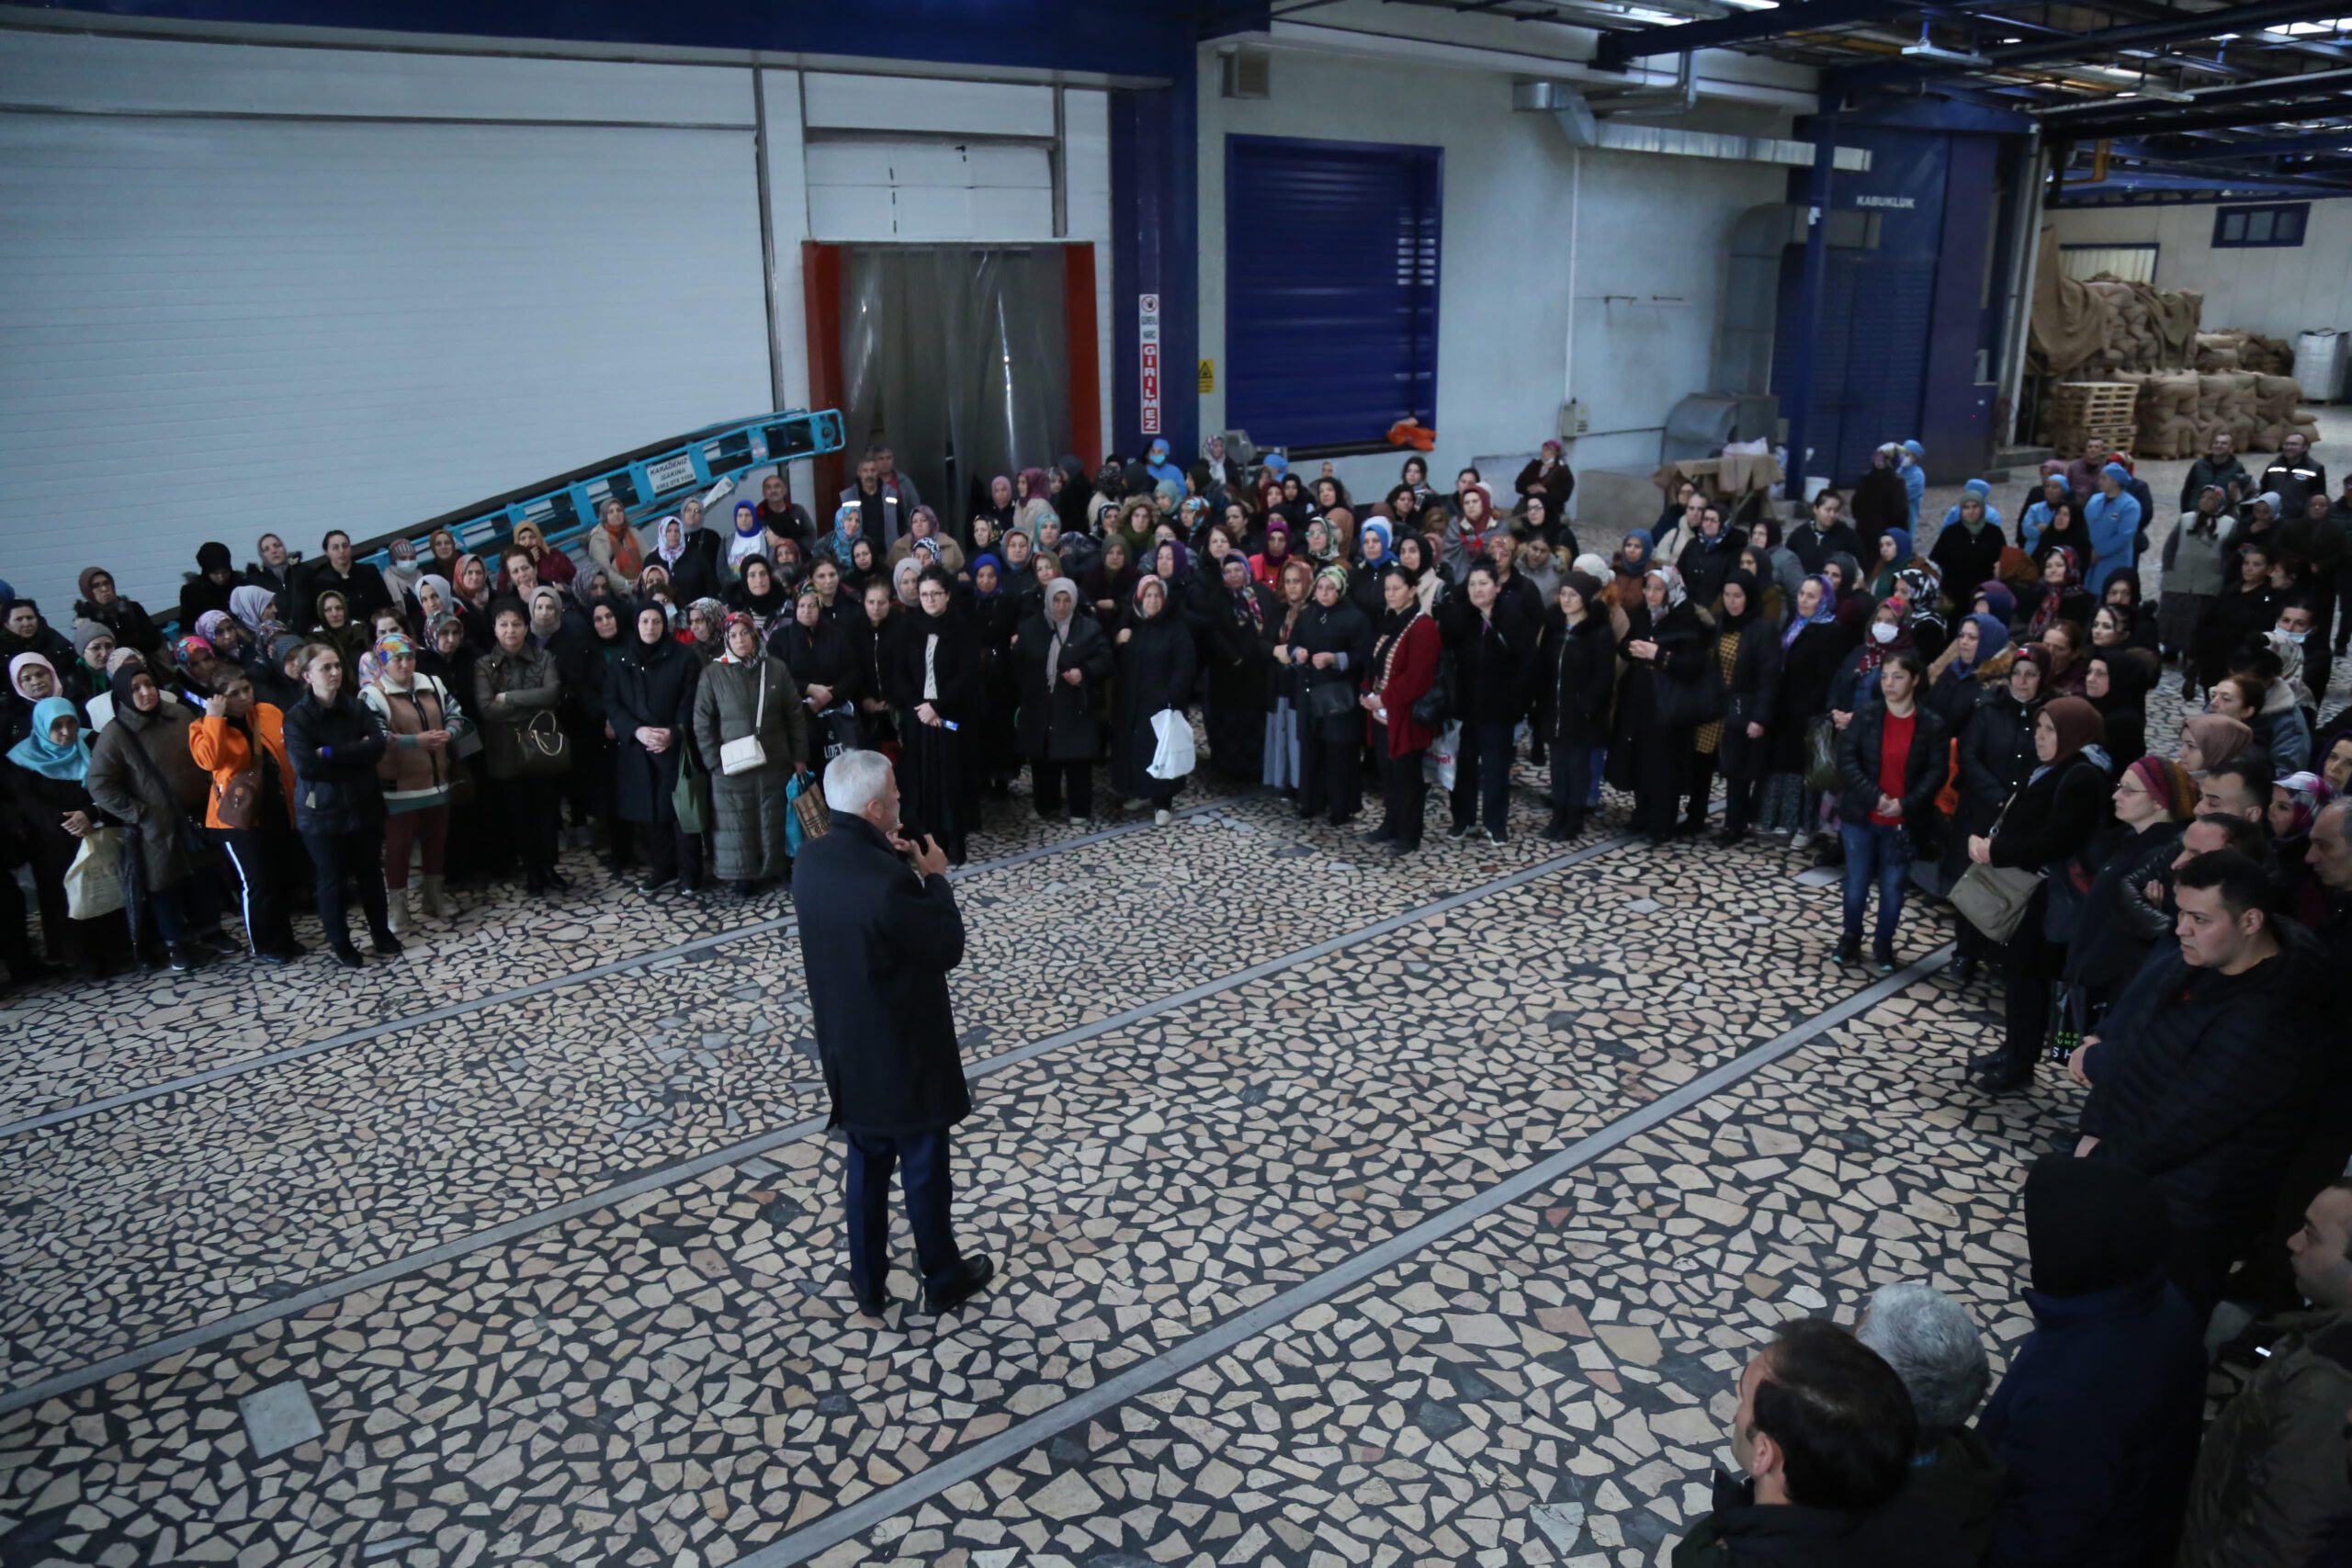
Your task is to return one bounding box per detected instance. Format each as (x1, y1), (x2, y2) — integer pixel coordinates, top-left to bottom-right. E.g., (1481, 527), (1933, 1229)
(2071, 849), (2329, 1314)
(792, 748), (994, 1317)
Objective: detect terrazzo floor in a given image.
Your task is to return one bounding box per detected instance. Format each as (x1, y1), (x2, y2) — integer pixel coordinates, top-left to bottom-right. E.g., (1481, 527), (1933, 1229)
(0, 733), (2087, 1568)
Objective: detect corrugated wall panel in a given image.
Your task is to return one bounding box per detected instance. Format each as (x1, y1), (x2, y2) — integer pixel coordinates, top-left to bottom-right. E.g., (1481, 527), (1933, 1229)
(0, 114), (772, 614)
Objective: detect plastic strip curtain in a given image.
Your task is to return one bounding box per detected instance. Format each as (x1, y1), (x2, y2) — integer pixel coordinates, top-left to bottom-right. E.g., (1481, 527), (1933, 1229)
(837, 246), (1071, 541)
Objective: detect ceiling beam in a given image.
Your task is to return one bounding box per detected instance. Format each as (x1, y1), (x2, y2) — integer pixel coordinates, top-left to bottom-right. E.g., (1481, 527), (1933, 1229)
(2124, 128), (2352, 158)
(1593, 0), (1953, 69)
(2049, 95), (2352, 137)
(1835, 0), (2352, 87)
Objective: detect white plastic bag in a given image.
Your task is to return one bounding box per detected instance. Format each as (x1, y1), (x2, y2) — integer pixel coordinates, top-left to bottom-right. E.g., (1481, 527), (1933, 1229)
(1147, 708), (1195, 781)
(64, 827), (125, 920)
(1422, 719), (1462, 792)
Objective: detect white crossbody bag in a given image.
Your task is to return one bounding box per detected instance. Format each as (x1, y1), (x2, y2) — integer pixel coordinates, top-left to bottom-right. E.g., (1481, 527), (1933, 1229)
(720, 666), (769, 776)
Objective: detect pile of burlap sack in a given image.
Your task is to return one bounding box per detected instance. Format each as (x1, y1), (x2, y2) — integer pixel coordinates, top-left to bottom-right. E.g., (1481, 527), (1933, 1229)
(2098, 367), (2318, 458)
(2192, 328), (2296, 375)
(2028, 229), (2315, 457)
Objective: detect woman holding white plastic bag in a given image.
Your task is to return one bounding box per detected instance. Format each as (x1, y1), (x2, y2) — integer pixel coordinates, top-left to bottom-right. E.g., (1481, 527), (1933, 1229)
(691, 612), (808, 897)
(4, 695), (129, 977)
(1111, 575), (1198, 826)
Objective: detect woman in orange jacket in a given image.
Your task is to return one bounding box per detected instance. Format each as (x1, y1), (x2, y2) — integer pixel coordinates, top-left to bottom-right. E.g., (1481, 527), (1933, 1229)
(187, 665), (304, 963)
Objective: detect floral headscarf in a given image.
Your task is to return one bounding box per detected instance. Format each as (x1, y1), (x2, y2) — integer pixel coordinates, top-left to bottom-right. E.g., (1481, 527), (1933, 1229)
(717, 610), (764, 664)
(1645, 565), (1687, 610)
(2272, 771), (2334, 840)
(1782, 574), (1838, 651)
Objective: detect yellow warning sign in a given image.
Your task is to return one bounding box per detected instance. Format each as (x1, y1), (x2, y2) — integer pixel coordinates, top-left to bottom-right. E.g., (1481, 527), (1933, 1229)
(1197, 358), (1216, 393)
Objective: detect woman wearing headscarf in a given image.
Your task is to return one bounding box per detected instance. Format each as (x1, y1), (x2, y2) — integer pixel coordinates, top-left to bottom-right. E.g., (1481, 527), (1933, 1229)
(522, 584), (566, 652)
(587, 497), (645, 588)
(1864, 527), (1917, 602)
(2272, 770), (2339, 929)
(1013, 576), (1112, 822)
(379, 537), (424, 615)
(978, 474), (1018, 537)
(85, 660), (227, 969)
(2085, 645), (2158, 773)
(775, 582), (862, 773)
(1534, 570), (1615, 841)
(282, 642), (400, 966)
(724, 554), (794, 645)
(684, 597), (729, 665)
(724, 501), (769, 580)
(2064, 755), (2198, 1026)
(2023, 546), (2094, 646)
(1967, 694), (2111, 1092)
(1829, 594), (1917, 721)
(607, 602), (704, 894)
(1930, 489), (2008, 602)
(65, 621), (114, 708)
(503, 521), (574, 591)
(1611, 565), (1710, 844)
(651, 513), (721, 604)
(537, 586), (612, 856)
(1079, 534), (1141, 640)
(5, 696), (130, 976)
(888, 568), (982, 860)
(1106, 575), (1198, 829)
(691, 610), (808, 896)
(178, 541), (242, 630)
(187, 662), (300, 963)
(7, 651), (74, 751)
(229, 583), (280, 650)
(1942, 647), (2049, 983)
(1706, 569), (1783, 844)
(1283, 564), (1373, 825)
(1604, 530), (1657, 621)
(1927, 611), (2013, 731)
(2039, 616), (2091, 702)
(451, 555), (495, 648)
(887, 506), (967, 579)
(1250, 519), (1295, 591)
(1392, 535), (1446, 617)
(1015, 467), (1056, 538)
(474, 598), (566, 896)
(358, 631), (466, 933)
(1358, 567), (1441, 854)
(1204, 554), (1275, 782)
(73, 567), (163, 661)
(2176, 712), (2254, 777)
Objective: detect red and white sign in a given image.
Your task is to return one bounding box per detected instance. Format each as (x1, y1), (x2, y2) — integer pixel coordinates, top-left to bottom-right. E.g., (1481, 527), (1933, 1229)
(1138, 292), (1162, 435)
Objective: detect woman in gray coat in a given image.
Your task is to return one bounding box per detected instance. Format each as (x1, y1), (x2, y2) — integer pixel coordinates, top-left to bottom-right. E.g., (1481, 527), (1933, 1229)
(1013, 577), (1112, 822)
(85, 664), (225, 968)
(691, 611), (809, 895)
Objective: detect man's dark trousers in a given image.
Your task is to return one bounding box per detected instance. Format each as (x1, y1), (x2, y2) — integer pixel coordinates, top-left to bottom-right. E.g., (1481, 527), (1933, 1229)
(843, 1127), (963, 1303)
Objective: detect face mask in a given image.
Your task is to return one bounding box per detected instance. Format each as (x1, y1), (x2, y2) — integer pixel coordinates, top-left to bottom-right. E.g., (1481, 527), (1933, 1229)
(1871, 621), (1898, 645)
(2281, 629), (2308, 644)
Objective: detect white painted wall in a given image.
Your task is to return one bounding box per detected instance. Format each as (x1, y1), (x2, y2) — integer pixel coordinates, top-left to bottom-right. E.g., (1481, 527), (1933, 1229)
(0, 28), (1116, 615)
(2047, 199), (2352, 343)
(1195, 41), (1795, 527)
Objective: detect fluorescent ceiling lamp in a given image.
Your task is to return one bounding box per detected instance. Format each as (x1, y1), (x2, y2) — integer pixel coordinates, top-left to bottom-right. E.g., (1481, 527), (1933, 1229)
(2277, 17), (2352, 32)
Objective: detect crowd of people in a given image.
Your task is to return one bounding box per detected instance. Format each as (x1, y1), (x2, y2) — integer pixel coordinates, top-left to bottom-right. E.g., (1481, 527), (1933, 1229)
(3, 426), (2349, 1560)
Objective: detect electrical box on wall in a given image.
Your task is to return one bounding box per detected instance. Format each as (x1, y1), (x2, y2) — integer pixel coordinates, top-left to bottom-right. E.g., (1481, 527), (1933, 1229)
(1558, 400), (1589, 439)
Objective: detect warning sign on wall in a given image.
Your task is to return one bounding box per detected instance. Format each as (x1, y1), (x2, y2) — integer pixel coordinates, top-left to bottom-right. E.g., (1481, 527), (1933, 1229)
(1139, 293), (1161, 435)
(1197, 358), (1216, 393)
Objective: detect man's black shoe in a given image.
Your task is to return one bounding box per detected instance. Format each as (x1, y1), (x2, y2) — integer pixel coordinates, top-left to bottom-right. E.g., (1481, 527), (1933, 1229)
(924, 1256), (995, 1314)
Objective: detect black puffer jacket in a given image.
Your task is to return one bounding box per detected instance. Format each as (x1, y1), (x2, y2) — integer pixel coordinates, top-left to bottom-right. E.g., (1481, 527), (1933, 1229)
(1834, 699), (1949, 851)
(1440, 592), (1535, 725)
(2064, 820), (2186, 999)
(282, 690), (388, 833)
(1534, 612), (1615, 747)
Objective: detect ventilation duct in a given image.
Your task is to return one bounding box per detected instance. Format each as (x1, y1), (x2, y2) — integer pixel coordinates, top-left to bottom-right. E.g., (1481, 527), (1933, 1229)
(1513, 75), (1874, 174)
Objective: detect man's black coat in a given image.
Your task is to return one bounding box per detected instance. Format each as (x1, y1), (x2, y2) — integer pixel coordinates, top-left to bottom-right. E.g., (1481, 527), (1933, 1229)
(792, 810), (971, 1136)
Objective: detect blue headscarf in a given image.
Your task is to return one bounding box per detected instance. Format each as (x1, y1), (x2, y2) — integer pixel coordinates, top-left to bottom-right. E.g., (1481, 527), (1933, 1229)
(1782, 574), (1838, 650)
(1956, 611), (2009, 674)
(828, 502), (863, 562)
(970, 551), (1005, 600)
(1359, 518), (1393, 564)
(8, 696), (89, 782)
(1882, 526), (1912, 562)
(1617, 528), (1655, 576)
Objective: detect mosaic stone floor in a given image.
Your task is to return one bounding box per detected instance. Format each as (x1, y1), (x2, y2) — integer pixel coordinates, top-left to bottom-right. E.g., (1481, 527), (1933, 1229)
(0, 745), (2083, 1568)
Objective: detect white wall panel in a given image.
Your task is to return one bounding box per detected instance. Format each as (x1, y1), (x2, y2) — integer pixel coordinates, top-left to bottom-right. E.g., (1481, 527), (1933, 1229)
(801, 72), (1055, 137)
(0, 113), (772, 614)
(1064, 88), (1115, 459)
(0, 28), (752, 124)
(805, 139), (1054, 240)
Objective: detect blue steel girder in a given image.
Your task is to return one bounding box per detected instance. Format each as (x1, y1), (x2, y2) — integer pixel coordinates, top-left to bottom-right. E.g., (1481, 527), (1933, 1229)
(1593, 0), (1938, 70)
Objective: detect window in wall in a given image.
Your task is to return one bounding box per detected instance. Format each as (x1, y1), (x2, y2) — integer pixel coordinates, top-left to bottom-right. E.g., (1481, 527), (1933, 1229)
(2059, 243), (2158, 284)
(2212, 202), (2308, 248)
(1225, 134), (1442, 456)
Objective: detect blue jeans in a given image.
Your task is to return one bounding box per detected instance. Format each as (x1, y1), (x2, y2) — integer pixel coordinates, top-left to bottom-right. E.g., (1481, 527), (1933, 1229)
(1839, 821), (1911, 949)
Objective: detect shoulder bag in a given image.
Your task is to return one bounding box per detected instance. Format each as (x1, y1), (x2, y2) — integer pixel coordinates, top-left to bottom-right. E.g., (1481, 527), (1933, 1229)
(1949, 790), (2044, 944)
(1302, 677), (1357, 723)
(1802, 714), (1841, 795)
(720, 665), (769, 776)
(485, 705), (570, 780)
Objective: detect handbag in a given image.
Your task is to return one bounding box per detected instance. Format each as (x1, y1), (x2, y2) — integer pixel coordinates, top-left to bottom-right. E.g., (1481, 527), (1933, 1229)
(720, 666), (770, 776)
(64, 827), (126, 919)
(1802, 715), (1840, 794)
(1654, 657), (1725, 729)
(1949, 790), (2045, 944)
(485, 706), (571, 780)
(819, 704), (861, 761)
(1302, 680), (1357, 722)
(1410, 649), (1454, 730)
(785, 769), (828, 854)
(672, 739), (710, 835)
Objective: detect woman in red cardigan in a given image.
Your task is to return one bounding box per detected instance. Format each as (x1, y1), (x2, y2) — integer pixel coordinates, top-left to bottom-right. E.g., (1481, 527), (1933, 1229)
(1361, 567), (1442, 856)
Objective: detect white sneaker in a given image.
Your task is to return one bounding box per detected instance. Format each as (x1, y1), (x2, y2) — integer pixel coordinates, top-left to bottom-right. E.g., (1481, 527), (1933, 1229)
(1154, 808), (1172, 827)
(1068, 815), (1088, 827)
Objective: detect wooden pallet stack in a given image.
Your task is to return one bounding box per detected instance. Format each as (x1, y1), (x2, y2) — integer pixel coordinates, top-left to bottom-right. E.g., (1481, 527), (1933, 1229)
(2041, 380), (2139, 458)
